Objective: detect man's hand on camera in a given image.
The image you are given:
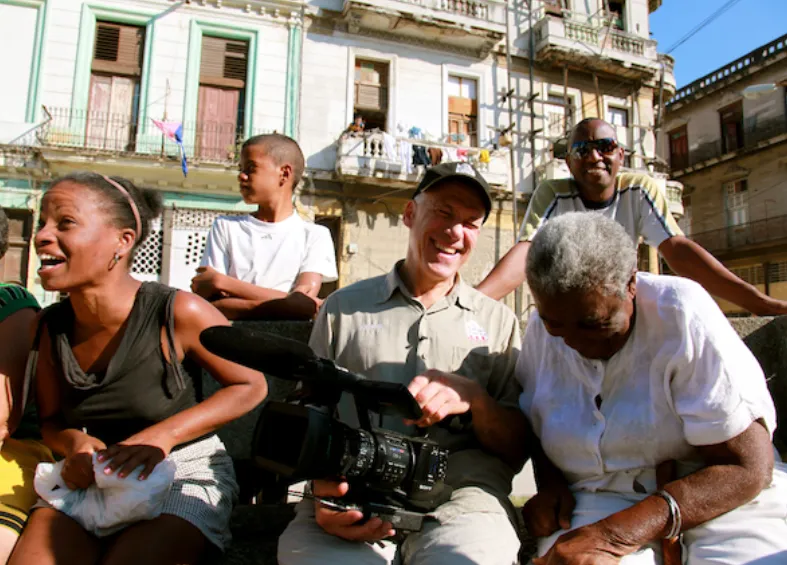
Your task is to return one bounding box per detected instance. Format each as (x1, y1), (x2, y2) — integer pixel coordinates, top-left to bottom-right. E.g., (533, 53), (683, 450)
(406, 369), (483, 427)
(312, 479), (396, 542)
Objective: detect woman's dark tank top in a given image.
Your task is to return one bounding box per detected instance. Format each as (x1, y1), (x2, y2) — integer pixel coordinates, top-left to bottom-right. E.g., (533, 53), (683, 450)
(43, 282), (198, 446)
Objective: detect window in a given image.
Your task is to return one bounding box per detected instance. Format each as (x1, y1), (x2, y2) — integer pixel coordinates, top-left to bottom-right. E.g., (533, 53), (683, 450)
(544, 93), (574, 138)
(447, 76), (478, 147)
(680, 195), (692, 236)
(730, 264), (764, 285)
(353, 59), (389, 131)
(725, 179), (748, 227)
(86, 21), (145, 151)
(769, 261), (787, 284)
(606, 1), (625, 30)
(0, 209), (33, 287)
(719, 100), (744, 154)
(315, 216), (341, 298)
(668, 125), (689, 171)
(543, 0), (568, 16)
(607, 106), (629, 166)
(196, 36), (249, 161)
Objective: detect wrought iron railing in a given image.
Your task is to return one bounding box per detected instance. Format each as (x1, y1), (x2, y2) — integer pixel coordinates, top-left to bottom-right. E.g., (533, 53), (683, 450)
(37, 107), (271, 164)
(691, 214), (787, 255)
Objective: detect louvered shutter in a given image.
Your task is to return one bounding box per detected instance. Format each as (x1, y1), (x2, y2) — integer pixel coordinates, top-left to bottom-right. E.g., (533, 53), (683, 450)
(200, 36), (248, 89)
(353, 59), (388, 112)
(92, 22), (144, 76)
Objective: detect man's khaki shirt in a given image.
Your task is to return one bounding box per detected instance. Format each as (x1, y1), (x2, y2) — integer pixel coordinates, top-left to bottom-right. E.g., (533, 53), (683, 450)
(308, 262), (522, 513)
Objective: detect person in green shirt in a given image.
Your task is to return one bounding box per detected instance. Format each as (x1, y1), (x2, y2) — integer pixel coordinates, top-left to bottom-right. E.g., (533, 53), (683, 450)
(0, 206), (54, 563)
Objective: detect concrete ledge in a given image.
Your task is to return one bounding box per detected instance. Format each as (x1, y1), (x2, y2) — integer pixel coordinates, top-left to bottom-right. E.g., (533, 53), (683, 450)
(208, 316), (786, 564)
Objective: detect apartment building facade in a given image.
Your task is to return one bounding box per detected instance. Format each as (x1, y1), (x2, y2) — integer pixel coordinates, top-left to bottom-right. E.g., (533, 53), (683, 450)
(1, 0), (679, 311)
(662, 33), (787, 315)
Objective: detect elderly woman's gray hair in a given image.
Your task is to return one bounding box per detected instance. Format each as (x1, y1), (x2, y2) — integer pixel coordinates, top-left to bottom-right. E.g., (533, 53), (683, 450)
(526, 212), (637, 299)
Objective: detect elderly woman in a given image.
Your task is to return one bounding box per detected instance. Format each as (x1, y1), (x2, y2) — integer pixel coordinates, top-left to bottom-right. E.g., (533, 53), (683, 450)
(517, 212), (787, 565)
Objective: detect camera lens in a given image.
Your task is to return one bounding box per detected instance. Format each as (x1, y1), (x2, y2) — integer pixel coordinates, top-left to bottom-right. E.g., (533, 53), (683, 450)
(338, 428), (376, 478)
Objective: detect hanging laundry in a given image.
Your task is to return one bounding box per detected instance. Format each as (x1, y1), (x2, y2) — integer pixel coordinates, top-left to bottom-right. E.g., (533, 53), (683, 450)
(399, 140), (414, 174)
(443, 147), (459, 163)
(427, 147), (443, 166)
(381, 132), (397, 160)
(479, 149), (491, 164)
(412, 145), (431, 167)
(408, 126), (423, 140)
(151, 119), (188, 177)
(456, 148), (469, 161)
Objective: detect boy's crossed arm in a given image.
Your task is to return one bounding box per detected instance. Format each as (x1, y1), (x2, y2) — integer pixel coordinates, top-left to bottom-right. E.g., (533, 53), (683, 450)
(191, 266), (322, 320)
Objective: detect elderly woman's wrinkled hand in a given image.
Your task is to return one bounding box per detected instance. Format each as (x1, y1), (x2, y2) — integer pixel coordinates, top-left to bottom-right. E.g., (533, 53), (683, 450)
(522, 483), (575, 537)
(533, 522), (639, 565)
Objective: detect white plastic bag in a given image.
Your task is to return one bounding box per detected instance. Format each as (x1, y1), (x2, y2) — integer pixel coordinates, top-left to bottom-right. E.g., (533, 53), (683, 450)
(34, 453), (176, 537)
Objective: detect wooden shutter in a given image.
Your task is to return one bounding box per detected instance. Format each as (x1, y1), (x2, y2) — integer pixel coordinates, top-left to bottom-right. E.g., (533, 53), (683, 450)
(0, 209), (33, 287)
(200, 36), (248, 89)
(196, 85), (241, 160)
(92, 22), (144, 76)
(353, 59), (388, 112)
(720, 101), (744, 153)
(669, 125), (688, 170)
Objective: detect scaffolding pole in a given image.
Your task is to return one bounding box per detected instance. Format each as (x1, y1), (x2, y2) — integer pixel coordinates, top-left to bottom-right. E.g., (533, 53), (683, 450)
(503, 0), (522, 316)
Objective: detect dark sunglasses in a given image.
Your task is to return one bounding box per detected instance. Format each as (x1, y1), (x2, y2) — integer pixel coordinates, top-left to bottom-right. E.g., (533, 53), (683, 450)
(569, 138), (619, 158)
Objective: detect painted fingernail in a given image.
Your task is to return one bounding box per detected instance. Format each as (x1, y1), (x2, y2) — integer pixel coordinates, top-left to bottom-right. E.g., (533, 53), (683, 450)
(104, 467), (112, 474)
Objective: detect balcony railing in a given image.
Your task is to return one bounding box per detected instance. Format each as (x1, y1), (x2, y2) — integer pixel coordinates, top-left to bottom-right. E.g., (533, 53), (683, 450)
(336, 131), (510, 188)
(533, 11), (656, 62)
(668, 33), (787, 107)
(36, 107), (271, 165)
(349, 0), (506, 26)
(675, 116), (787, 171)
(691, 214), (787, 256)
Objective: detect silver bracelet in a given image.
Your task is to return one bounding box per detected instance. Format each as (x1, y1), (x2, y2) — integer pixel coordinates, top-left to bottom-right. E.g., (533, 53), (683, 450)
(654, 489), (682, 539)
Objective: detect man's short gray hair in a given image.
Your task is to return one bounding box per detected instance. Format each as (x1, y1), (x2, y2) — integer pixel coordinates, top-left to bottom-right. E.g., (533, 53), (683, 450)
(526, 212), (637, 299)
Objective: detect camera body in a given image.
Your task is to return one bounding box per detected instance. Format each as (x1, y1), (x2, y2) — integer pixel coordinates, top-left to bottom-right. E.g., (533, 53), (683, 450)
(199, 326), (454, 529)
(253, 400), (449, 512)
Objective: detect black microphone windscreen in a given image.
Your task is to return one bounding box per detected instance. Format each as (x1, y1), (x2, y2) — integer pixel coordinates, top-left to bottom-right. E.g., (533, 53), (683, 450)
(200, 326), (317, 377)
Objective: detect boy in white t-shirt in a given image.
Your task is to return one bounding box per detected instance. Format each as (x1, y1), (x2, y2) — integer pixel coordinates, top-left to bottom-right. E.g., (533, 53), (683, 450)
(191, 134), (338, 320)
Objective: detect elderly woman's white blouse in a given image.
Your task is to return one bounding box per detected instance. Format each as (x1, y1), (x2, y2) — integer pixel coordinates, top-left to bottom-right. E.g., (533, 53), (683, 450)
(516, 272), (777, 495)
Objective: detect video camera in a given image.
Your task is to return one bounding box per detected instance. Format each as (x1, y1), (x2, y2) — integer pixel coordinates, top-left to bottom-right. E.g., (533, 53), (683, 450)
(200, 326), (450, 531)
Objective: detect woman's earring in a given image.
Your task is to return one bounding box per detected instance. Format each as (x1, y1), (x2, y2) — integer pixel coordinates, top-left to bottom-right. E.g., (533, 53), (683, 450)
(109, 252), (121, 270)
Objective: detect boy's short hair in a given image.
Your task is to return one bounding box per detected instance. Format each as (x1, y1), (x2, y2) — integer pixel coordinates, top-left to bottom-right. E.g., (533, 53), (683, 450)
(242, 134), (305, 188)
(0, 207), (8, 260)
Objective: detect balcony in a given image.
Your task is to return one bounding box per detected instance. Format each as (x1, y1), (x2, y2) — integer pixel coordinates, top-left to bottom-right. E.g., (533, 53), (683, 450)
(336, 131), (510, 189)
(665, 180), (684, 219)
(342, 0), (506, 57)
(37, 107), (275, 165)
(531, 12), (665, 83)
(691, 215), (787, 258)
(672, 115), (787, 175)
(18, 107), (274, 193)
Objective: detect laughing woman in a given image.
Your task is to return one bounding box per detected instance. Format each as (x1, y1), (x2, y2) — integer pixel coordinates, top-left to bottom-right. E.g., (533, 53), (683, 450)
(8, 173), (267, 565)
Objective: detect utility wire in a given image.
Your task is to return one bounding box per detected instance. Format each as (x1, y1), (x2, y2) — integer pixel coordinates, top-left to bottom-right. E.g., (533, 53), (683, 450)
(665, 0), (746, 55)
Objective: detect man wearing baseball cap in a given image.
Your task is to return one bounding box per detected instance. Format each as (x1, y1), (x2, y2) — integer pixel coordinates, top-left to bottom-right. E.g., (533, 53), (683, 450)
(278, 162), (528, 565)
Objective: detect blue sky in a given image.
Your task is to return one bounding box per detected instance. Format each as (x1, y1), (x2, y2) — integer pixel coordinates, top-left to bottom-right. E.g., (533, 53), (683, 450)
(650, 0), (787, 88)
